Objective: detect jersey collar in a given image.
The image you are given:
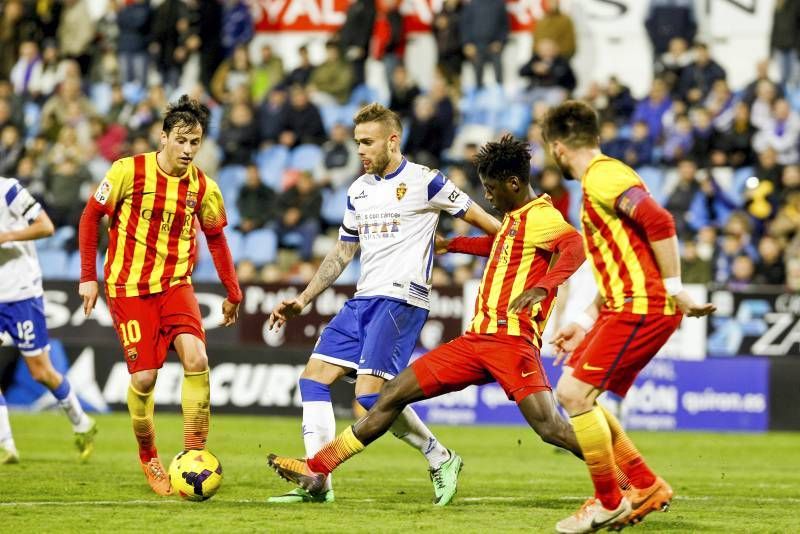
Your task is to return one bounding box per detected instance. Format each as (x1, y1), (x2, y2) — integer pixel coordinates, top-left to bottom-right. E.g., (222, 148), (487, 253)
(375, 157), (407, 181)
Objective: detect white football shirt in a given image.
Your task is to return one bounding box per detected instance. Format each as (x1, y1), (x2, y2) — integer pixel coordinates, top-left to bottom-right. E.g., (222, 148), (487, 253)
(0, 177), (44, 303)
(339, 158), (472, 309)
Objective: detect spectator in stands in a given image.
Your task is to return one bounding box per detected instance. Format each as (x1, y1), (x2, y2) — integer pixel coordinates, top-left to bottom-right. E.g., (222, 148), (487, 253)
(15, 155), (46, 201)
(754, 235), (786, 285)
(689, 107), (718, 167)
(728, 254), (756, 289)
(778, 163), (800, 204)
(742, 60), (783, 106)
(236, 164), (277, 234)
(44, 155), (91, 236)
(257, 88), (288, 146)
(280, 45), (314, 89)
(662, 113), (694, 164)
(116, 0), (152, 87)
(219, 102), (259, 166)
(705, 79), (735, 132)
(56, 0), (95, 76)
(221, 0), (253, 58)
(459, 0), (508, 88)
(10, 40), (42, 101)
(786, 258), (800, 291)
(40, 76), (96, 141)
(752, 98), (800, 165)
(431, 265), (452, 287)
(430, 74), (456, 149)
(314, 123), (361, 189)
(769, 0), (800, 88)
(251, 44), (284, 103)
(277, 85), (326, 148)
(388, 64), (421, 120)
(688, 172), (739, 232)
(624, 121), (654, 168)
(750, 80), (780, 131)
(37, 40), (62, 101)
(518, 38), (576, 105)
(655, 37), (693, 95)
(770, 190), (800, 243)
(677, 42), (726, 104)
(537, 165), (570, 221)
(632, 77), (672, 142)
(372, 0), (405, 89)
(337, 0), (376, 87)
(714, 101), (756, 168)
(599, 119), (629, 162)
(713, 232), (751, 285)
(0, 0), (37, 81)
(753, 147), (783, 189)
(0, 124), (23, 176)
(276, 171), (323, 261)
(404, 95), (447, 168)
(680, 239), (712, 284)
(666, 158), (700, 238)
(150, 0), (188, 89)
(433, 0), (463, 87)
(645, 0), (696, 58)
(309, 41), (354, 106)
(533, 0), (576, 60)
(604, 76), (637, 125)
(211, 44), (253, 105)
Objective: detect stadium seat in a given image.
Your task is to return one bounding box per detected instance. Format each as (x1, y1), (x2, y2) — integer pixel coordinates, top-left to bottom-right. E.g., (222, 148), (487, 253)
(349, 84), (380, 107)
(216, 165), (247, 206)
(225, 203), (241, 230)
(320, 104), (344, 134)
(241, 228), (278, 266)
(89, 82), (113, 115)
(225, 228), (244, 263)
(38, 249), (69, 280)
(191, 257), (218, 282)
(256, 145), (290, 190)
(496, 102), (532, 137)
(321, 185), (348, 226)
(636, 166), (666, 204)
(288, 144), (323, 172)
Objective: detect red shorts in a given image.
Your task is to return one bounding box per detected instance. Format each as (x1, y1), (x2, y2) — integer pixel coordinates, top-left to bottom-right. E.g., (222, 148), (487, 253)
(107, 283), (205, 373)
(566, 311), (682, 396)
(411, 332), (550, 404)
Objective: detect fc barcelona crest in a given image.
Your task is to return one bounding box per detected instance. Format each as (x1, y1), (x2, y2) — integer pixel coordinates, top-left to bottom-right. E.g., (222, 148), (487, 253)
(126, 347), (138, 361)
(396, 182), (407, 201)
(186, 190), (197, 209)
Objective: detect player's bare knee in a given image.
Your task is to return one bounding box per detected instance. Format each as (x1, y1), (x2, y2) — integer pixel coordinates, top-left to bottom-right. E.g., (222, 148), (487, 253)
(131, 370), (157, 392)
(183, 351), (208, 373)
(301, 359), (344, 384)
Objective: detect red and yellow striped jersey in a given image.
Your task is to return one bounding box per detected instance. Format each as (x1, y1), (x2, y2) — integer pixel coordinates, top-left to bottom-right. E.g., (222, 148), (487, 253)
(580, 154), (677, 315)
(93, 152), (227, 298)
(468, 195), (576, 346)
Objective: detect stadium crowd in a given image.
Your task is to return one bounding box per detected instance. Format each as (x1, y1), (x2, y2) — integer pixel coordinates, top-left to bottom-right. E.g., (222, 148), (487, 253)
(0, 0), (799, 291)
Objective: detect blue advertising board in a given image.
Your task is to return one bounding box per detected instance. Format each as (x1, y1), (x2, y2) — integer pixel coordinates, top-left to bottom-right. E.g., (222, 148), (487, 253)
(411, 356), (770, 432)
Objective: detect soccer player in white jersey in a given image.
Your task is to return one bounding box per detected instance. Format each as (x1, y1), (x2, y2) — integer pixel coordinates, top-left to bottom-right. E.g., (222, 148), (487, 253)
(267, 103), (500, 505)
(0, 177), (97, 464)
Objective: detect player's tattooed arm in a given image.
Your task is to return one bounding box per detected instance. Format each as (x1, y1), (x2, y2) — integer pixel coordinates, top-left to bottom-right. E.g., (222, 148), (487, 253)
(299, 240), (359, 304)
(268, 240), (359, 330)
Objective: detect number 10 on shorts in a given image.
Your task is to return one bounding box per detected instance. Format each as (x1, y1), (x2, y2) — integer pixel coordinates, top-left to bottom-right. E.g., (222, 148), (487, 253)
(118, 320), (141, 346)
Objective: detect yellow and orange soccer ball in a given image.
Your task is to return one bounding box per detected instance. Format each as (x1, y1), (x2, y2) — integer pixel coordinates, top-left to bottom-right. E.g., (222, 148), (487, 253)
(168, 449), (223, 501)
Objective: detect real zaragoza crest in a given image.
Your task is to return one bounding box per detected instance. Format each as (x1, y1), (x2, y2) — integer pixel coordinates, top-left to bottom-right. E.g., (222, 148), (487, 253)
(186, 190), (197, 209)
(396, 182), (407, 201)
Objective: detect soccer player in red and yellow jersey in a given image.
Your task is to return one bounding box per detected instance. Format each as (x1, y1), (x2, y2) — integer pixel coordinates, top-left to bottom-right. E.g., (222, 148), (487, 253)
(77, 96), (242, 496)
(266, 136), (590, 497)
(542, 101), (715, 533)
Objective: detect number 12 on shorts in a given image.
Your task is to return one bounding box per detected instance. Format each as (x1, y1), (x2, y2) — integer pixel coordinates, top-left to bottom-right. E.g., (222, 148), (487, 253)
(119, 320), (141, 346)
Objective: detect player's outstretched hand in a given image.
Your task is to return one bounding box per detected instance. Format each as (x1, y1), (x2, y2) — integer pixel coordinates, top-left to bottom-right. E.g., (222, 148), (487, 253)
(79, 281), (99, 317)
(434, 233), (450, 255)
(221, 299), (239, 326)
(674, 290), (717, 317)
(508, 287), (547, 313)
(550, 322), (587, 366)
(267, 298), (306, 330)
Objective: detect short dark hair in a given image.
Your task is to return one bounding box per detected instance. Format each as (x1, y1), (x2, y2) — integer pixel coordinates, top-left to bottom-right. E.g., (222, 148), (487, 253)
(162, 95), (210, 137)
(473, 134), (530, 182)
(541, 100), (600, 148)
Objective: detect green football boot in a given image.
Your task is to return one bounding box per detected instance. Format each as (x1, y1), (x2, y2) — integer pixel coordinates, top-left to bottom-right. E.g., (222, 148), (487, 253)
(429, 450), (463, 506)
(267, 487), (335, 504)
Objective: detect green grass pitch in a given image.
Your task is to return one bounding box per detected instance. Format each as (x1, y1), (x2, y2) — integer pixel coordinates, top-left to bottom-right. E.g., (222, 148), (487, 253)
(2, 412), (798, 532)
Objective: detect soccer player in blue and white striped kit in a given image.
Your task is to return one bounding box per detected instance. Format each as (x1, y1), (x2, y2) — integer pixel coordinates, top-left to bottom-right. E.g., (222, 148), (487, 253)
(267, 103), (500, 505)
(0, 177), (96, 464)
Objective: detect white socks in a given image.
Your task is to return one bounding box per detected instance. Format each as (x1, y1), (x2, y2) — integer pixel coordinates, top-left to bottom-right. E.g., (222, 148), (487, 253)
(391, 406), (450, 469)
(0, 404), (16, 452)
(57, 388), (93, 433)
(302, 400), (336, 491)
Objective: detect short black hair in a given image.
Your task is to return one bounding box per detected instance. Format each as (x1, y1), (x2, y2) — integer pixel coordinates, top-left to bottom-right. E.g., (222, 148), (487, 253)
(541, 100), (600, 148)
(473, 134), (530, 182)
(162, 95), (210, 137)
